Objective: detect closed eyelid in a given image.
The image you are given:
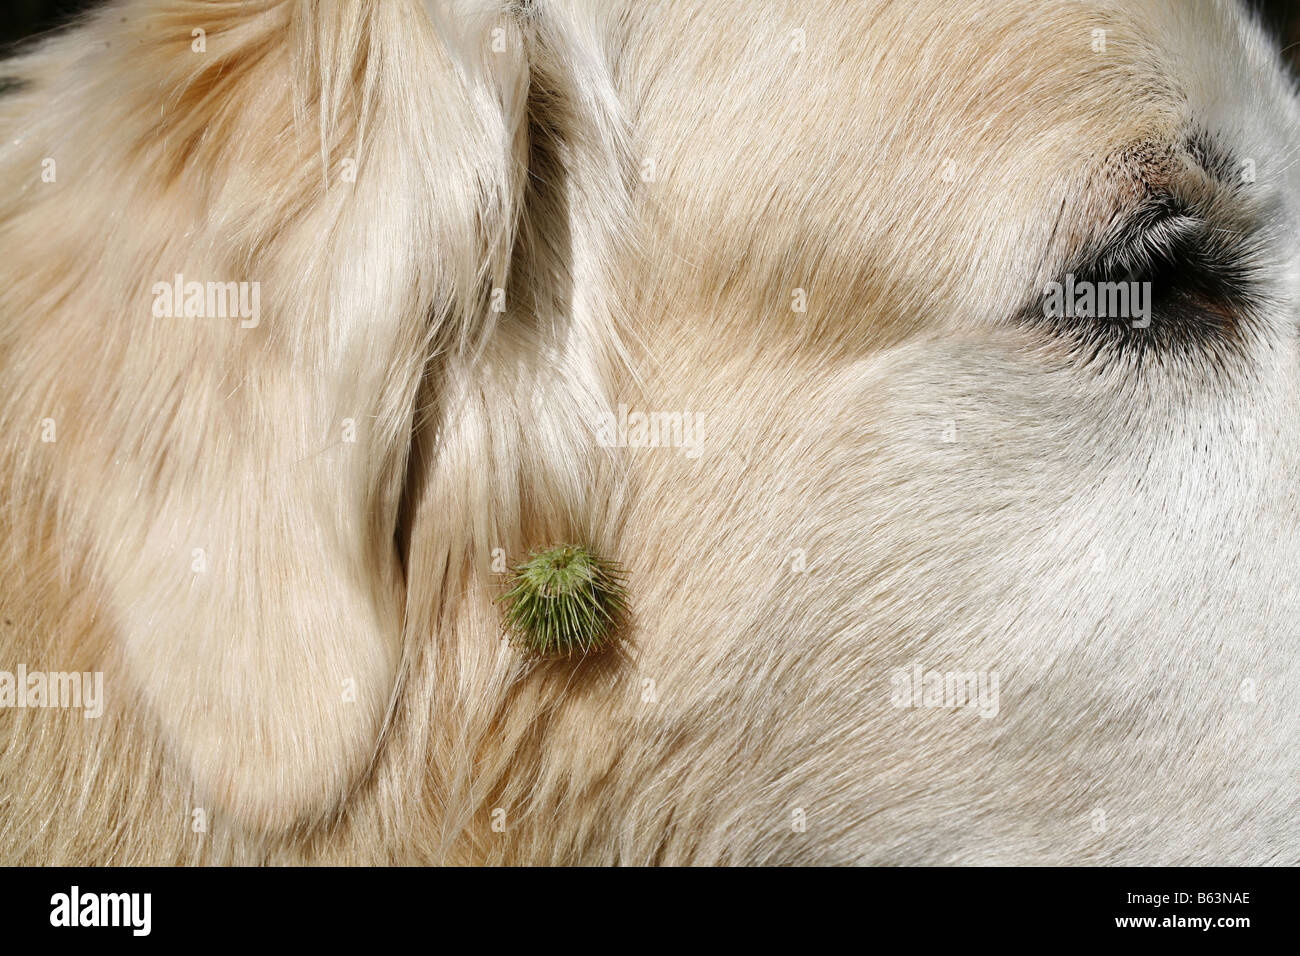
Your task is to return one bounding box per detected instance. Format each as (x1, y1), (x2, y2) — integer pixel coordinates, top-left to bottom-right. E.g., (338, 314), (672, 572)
(1015, 185), (1266, 369)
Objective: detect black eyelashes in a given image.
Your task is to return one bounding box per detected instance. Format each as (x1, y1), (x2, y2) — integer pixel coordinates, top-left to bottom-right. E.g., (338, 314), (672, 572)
(1025, 194), (1263, 368)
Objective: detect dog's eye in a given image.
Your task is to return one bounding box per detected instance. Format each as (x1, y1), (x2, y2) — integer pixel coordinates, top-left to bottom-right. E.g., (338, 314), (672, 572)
(1028, 196), (1261, 367)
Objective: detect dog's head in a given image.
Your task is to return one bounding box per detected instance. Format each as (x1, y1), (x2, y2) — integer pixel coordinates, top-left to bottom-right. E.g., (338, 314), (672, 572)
(2, 0), (1297, 862)
(399, 0), (1300, 863)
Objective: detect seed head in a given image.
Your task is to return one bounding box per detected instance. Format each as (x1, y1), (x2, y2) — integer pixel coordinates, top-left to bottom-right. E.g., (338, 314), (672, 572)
(498, 545), (628, 657)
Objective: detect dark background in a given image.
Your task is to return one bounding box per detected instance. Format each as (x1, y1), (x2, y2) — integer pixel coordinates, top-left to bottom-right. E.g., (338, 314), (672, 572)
(1, 0), (97, 52)
(2, 0), (1299, 68)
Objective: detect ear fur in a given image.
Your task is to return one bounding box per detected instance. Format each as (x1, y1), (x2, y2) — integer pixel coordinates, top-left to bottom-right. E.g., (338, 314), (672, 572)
(0, 0), (529, 834)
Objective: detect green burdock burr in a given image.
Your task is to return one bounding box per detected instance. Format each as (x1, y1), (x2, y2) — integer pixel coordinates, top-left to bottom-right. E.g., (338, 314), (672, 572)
(499, 545), (629, 657)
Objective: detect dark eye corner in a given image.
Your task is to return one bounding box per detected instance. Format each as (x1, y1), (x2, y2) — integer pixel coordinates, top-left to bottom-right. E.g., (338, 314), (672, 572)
(1026, 191), (1265, 368)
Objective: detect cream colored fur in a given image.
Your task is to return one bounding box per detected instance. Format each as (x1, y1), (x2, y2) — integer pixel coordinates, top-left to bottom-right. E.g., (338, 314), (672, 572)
(0, 0), (1297, 864)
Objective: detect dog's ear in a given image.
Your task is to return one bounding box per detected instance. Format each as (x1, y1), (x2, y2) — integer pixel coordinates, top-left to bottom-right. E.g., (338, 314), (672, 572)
(0, 0), (527, 833)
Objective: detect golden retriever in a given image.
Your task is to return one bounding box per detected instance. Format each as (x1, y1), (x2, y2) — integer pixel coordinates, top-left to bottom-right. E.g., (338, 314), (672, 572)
(1, 0), (1297, 864)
